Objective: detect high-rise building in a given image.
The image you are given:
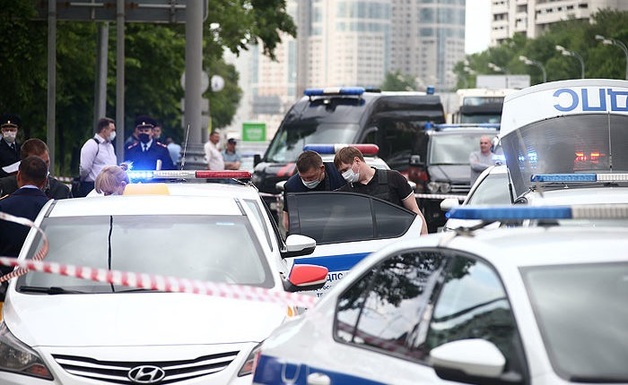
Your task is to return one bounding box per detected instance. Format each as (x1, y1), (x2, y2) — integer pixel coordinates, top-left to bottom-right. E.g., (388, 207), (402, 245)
(390, 0), (465, 92)
(491, 0), (628, 46)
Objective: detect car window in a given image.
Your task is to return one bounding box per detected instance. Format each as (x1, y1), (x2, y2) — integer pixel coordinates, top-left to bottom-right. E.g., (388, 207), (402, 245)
(244, 198), (274, 251)
(18, 215), (274, 291)
(522, 262), (628, 381)
(287, 192), (415, 244)
(429, 133), (492, 164)
(424, 257), (517, 357)
(467, 171), (512, 205)
(333, 250), (447, 359)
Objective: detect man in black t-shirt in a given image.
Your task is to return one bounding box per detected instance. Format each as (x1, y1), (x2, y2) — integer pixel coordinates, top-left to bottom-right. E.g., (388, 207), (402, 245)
(282, 150), (346, 231)
(334, 146), (428, 235)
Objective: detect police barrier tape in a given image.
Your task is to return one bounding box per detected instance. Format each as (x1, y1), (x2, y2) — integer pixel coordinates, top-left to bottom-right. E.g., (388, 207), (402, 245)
(0, 212), (48, 283)
(414, 193), (467, 201)
(0, 257), (319, 308)
(0, 211), (318, 308)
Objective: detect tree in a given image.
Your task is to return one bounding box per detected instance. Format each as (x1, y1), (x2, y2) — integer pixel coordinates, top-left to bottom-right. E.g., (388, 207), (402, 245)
(0, 0), (296, 175)
(380, 71), (418, 91)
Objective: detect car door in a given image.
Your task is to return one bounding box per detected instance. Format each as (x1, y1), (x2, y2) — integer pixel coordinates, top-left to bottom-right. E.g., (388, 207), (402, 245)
(286, 191), (423, 297)
(311, 248), (527, 385)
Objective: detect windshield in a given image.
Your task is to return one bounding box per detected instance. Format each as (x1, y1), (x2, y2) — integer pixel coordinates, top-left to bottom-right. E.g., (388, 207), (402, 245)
(522, 262), (628, 382)
(17, 215), (274, 293)
(501, 114), (628, 197)
(429, 132), (492, 165)
(265, 122), (359, 162)
(467, 171), (512, 205)
(460, 113), (501, 124)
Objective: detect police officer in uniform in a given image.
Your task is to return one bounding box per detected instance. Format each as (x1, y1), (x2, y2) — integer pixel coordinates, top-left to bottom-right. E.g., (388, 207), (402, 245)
(124, 116), (175, 171)
(0, 114), (21, 178)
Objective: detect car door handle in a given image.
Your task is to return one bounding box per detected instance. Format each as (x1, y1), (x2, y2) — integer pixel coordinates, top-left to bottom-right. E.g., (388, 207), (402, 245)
(307, 372), (331, 385)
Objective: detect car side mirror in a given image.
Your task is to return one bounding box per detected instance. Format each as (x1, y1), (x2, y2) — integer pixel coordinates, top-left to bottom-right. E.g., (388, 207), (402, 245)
(440, 198), (460, 212)
(254, 154), (262, 167)
(281, 234), (316, 258)
(284, 264), (328, 293)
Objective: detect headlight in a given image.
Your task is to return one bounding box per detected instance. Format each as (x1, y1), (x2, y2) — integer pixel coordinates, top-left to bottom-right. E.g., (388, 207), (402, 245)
(237, 342), (262, 377)
(427, 182), (440, 193)
(0, 323), (53, 380)
(439, 183), (451, 193)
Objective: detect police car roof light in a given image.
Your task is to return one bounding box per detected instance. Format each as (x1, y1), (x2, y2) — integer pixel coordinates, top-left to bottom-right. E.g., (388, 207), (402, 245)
(127, 170), (251, 181)
(304, 87), (365, 97)
(434, 123), (501, 130)
(531, 173), (628, 183)
(303, 144), (379, 156)
(446, 204), (628, 220)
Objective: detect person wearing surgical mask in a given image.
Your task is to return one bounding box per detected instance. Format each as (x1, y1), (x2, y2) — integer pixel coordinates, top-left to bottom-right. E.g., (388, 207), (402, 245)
(334, 146), (428, 235)
(0, 114), (21, 178)
(281, 150), (346, 232)
(78, 117), (119, 197)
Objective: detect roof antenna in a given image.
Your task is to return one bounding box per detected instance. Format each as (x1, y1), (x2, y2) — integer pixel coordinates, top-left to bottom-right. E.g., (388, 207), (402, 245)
(180, 123), (191, 170)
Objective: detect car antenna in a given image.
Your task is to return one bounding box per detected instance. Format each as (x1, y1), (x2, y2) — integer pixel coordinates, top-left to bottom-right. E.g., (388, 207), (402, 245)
(180, 123), (191, 170)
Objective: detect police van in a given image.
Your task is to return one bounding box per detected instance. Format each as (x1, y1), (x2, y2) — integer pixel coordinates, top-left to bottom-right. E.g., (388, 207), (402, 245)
(499, 78), (628, 200)
(252, 87), (446, 217)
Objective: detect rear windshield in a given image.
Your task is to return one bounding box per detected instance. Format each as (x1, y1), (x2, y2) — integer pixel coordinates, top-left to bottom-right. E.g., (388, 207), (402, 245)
(501, 114), (628, 196)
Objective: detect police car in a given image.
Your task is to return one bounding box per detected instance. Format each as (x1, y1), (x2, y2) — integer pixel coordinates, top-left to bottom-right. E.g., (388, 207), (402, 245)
(274, 144), (424, 298)
(253, 204), (628, 385)
(252, 86), (446, 220)
(0, 171), (327, 385)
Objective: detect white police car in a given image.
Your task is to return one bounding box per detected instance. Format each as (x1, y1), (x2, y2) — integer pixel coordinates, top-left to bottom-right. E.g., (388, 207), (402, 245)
(276, 144), (424, 298)
(0, 171), (327, 385)
(253, 204), (628, 385)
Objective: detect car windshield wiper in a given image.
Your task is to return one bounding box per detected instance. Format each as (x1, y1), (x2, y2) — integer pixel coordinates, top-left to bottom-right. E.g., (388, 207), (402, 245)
(18, 286), (88, 295)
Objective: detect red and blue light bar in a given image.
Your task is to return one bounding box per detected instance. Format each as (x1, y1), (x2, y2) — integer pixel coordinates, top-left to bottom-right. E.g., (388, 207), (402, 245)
(127, 170), (251, 181)
(447, 204), (628, 220)
(304, 87), (365, 97)
(530, 173), (628, 183)
(303, 144), (379, 156)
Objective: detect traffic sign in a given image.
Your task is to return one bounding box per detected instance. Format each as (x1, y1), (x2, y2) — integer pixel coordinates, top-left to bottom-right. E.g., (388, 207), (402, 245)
(35, 0), (208, 23)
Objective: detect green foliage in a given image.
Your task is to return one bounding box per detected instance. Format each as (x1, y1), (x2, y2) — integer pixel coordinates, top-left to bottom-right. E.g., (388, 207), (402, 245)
(457, 10), (628, 87)
(0, 0), (295, 175)
(380, 70), (418, 91)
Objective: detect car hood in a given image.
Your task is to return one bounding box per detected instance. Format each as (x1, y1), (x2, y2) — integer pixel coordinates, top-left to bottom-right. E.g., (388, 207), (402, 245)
(428, 164), (470, 182)
(4, 292), (289, 347)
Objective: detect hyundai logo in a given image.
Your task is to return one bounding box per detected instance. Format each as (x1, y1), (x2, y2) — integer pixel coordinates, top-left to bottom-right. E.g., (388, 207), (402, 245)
(128, 365), (166, 384)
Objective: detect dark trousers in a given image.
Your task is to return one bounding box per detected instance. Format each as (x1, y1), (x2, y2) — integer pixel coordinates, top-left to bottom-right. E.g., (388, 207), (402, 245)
(78, 181), (95, 197)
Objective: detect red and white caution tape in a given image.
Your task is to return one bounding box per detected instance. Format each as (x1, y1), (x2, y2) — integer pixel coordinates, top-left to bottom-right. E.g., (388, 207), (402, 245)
(0, 257), (319, 308)
(415, 193), (467, 201)
(0, 212), (48, 283)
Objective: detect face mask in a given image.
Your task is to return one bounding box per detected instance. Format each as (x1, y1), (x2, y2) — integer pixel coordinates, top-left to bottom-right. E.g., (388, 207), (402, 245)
(138, 133), (150, 144)
(342, 164), (360, 183)
(3, 131), (16, 144)
(108, 131), (116, 142)
(301, 178), (321, 189)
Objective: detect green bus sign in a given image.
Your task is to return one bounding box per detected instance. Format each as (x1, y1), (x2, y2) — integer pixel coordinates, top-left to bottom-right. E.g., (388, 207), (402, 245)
(242, 122), (266, 142)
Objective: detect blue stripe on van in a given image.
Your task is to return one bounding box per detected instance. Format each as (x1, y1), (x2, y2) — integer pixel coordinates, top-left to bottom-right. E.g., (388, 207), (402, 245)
(293, 252), (370, 272)
(253, 355), (386, 385)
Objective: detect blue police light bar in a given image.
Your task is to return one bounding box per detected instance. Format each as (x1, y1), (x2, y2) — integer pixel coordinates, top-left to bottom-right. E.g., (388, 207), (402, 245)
(127, 170), (154, 180)
(447, 204), (628, 220)
(530, 173), (628, 183)
(434, 123), (501, 130)
(304, 87), (365, 97)
(426, 85), (435, 95)
(127, 170), (251, 181)
(303, 144), (379, 155)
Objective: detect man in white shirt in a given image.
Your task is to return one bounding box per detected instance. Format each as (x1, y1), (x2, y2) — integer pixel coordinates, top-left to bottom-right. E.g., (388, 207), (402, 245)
(78, 117), (118, 197)
(469, 135), (497, 186)
(204, 130), (224, 170)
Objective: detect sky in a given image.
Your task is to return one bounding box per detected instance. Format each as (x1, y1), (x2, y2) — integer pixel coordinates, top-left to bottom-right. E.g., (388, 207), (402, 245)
(465, 0), (492, 54)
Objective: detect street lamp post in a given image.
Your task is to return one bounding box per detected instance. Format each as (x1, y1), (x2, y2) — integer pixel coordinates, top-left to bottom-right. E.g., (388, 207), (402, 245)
(488, 62), (506, 73)
(519, 55), (547, 83)
(595, 34), (628, 80)
(555, 45), (585, 79)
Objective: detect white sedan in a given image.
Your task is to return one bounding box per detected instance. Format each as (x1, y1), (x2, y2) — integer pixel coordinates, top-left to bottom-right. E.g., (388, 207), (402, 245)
(0, 171), (327, 385)
(253, 204), (628, 385)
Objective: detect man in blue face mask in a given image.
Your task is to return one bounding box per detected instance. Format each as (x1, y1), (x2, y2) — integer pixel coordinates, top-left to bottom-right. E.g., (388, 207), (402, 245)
(282, 150), (346, 231)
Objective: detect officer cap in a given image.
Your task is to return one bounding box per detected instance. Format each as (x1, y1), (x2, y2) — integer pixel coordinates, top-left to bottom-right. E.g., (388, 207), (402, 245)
(0, 114), (21, 129)
(135, 115), (157, 129)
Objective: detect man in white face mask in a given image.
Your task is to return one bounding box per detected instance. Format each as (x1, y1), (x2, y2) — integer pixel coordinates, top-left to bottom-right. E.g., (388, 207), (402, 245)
(77, 117), (118, 197)
(334, 146), (428, 235)
(0, 114), (21, 178)
(281, 150), (347, 232)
